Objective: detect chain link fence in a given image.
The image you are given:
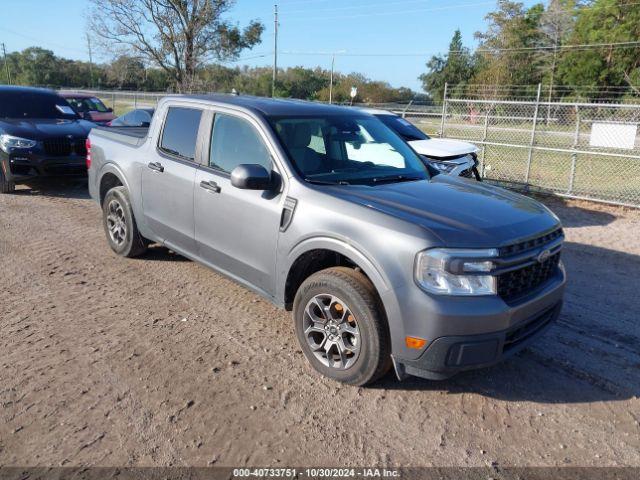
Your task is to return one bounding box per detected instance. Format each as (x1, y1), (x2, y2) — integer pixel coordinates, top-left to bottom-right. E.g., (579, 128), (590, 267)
(63, 88), (640, 208)
(400, 94), (640, 208)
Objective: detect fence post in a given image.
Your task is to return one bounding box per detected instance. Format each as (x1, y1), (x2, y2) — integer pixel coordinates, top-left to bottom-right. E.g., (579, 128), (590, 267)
(568, 105), (580, 195)
(480, 105), (491, 179)
(401, 97), (415, 119)
(112, 92), (116, 111)
(524, 83), (542, 188)
(439, 82), (448, 138)
(134, 92), (138, 109)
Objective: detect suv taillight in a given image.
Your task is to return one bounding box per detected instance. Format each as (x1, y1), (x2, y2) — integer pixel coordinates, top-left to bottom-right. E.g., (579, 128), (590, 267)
(86, 138), (91, 169)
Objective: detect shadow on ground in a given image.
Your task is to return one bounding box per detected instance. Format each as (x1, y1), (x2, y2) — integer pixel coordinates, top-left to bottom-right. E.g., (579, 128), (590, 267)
(14, 179), (90, 200)
(538, 196), (618, 228)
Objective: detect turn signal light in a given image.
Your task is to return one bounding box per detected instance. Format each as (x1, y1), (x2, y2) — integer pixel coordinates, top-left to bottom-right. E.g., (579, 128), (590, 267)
(405, 336), (427, 349)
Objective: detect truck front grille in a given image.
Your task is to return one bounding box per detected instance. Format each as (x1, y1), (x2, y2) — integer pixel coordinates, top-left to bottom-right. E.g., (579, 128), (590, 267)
(497, 252), (560, 302)
(496, 228), (563, 302)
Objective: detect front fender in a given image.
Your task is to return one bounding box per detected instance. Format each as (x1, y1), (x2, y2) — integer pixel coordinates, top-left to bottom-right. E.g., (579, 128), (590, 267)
(282, 235), (391, 298)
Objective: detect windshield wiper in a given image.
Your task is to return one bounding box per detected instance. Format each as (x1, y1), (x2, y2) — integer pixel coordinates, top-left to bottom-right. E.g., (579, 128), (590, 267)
(368, 175), (423, 185)
(304, 178), (350, 186)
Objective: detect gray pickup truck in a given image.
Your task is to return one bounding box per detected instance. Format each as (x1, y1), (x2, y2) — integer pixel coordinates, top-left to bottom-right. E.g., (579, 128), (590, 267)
(88, 95), (566, 386)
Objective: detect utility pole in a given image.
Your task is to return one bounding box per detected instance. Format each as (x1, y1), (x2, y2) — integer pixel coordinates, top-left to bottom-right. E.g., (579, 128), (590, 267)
(86, 34), (94, 89)
(329, 53), (335, 104)
(272, 4), (278, 98)
(2, 43), (11, 85)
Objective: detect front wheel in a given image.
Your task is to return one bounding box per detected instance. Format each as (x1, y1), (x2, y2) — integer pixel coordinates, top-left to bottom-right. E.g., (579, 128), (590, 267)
(293, 267), (391, 386)
(102, 186), (147, 258)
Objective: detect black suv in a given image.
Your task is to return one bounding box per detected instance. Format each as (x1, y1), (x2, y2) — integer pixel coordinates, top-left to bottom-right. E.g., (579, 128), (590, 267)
(0, 86), (94, 193)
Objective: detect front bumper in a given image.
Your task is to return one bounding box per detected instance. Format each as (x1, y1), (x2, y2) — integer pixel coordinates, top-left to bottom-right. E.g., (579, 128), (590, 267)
(2, 154), (87, 183)
(394, 301), (562, 380)
(383, 258), (566, 381)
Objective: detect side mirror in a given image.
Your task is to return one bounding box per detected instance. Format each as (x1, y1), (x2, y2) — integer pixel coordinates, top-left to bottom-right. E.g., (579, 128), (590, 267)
(107, 107), (114, 113)
(231, 164), (274, 190)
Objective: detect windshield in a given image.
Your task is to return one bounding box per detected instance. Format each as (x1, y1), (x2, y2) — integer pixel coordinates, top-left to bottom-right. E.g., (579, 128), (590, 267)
(0, 91), (79, 120)
(67, 97), (110, 113)
(376, 114), (429, 142)
(270, 114), (429, 185)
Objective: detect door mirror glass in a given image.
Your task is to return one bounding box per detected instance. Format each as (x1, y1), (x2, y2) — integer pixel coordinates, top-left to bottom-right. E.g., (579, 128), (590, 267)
(231, 164), (273, 190)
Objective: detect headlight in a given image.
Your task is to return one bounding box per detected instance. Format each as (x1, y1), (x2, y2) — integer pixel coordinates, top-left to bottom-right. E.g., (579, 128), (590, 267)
(415, 248), (499, 296)
(0, 134), (37, 153)
(429, 160), (456, 173)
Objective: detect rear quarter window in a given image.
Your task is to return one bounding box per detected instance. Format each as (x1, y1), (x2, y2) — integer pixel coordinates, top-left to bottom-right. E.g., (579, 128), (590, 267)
(159, 107), (202, 161)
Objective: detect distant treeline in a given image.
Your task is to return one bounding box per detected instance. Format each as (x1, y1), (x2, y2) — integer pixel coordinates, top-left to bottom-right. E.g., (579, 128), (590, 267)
(0, 47), (414, 104)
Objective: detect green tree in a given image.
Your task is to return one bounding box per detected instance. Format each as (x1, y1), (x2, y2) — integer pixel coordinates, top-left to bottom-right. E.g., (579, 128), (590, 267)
(419, 29), (474, 101)
(15, 47), (62, 86)
(472, 1), (545, 91)
(536, 0), (577, 91)
(557, 1), (640, 94)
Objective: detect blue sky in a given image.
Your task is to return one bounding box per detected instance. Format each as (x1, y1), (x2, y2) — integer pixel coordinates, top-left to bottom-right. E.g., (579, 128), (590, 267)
(0, 0), (540, 91)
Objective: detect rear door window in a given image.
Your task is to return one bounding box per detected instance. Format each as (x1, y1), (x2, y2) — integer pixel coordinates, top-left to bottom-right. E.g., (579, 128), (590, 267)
(159, 107), (202, 161)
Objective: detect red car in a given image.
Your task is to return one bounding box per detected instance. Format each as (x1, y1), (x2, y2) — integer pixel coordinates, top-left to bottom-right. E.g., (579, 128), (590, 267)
(60, 93), (116, 125)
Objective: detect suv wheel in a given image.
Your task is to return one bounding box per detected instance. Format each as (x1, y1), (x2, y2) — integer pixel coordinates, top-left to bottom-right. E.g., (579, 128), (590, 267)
(0, 167), (16, 194)
(293, 267), (391, 386)
(102, 186), (147, 257)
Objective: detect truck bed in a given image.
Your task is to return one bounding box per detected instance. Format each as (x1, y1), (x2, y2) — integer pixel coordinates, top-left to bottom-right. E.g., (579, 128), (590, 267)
(91, 126), (149, 147)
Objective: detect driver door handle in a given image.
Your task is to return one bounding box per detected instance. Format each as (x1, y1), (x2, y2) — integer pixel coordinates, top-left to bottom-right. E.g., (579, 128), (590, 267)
(200, 180), (221, 193)
(147, 161), (164, 173)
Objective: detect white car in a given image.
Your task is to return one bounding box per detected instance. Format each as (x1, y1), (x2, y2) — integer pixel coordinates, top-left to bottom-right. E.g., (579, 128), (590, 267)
(359, 108), (481, 180)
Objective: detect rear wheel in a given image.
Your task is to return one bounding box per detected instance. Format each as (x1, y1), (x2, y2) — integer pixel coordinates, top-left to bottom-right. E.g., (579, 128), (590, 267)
(102, 186), (147, 257)
(0, 167), (16, 194)
(293, 267), (391, 386)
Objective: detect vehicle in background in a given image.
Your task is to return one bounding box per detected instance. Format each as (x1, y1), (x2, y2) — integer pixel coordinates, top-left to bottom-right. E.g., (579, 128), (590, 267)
(360, 108), (481, 180)
(108, 108), (155, 127)
(88, 95), (565, 386)
(0, 86), (94, 193)
(60, 93), (116, 125)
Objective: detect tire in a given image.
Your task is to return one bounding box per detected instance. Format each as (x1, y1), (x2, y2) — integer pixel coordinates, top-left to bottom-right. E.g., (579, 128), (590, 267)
(293, 267), (391, 386)
(0, 167), (16, 194)
(102, 186), (147, 258)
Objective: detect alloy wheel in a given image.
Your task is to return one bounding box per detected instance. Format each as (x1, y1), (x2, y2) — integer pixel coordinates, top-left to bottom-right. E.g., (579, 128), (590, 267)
(106, 199), (127, 247)
(303, 294), (361, 370)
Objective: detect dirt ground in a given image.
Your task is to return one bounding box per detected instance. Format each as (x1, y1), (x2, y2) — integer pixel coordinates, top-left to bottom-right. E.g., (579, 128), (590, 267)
(1, 180), (639, 468)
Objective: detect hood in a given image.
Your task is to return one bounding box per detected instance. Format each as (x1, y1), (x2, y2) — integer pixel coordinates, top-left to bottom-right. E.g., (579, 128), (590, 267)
(322, 176), (560, 248)
(0, 118), (93, 140)
(409, 138), (478, 159)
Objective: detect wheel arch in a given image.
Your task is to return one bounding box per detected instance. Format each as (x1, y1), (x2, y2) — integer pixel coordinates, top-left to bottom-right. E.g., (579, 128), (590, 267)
(282, 237), (391, 312)
(98, 163), (130, 206)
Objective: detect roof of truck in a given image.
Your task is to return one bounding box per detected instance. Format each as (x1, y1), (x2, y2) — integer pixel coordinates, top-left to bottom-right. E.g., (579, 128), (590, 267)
(174, 94), (363, 117)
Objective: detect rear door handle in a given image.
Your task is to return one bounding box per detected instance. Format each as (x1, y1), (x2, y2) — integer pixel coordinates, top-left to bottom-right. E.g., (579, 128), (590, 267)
(200, 180), (221, 193)
(148, 162), (164, 173)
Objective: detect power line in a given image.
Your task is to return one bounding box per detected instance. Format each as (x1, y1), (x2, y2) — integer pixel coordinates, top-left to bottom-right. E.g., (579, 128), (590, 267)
(0, 26), (87, 55)
(281, 1), (495, 20)
(280, 0), (440, 14)
(280, 0), (640, 21)
(280, 40), (640, 58)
